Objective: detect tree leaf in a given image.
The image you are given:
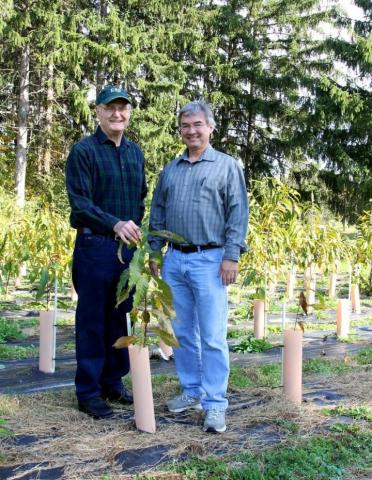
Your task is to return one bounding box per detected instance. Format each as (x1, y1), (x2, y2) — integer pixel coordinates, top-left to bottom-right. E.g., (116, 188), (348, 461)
(148, 230), (188, 244)
(142, 310), (150, 324)
(117, 240), (125, 264)
(299, 291), (308, 315)
(36, 267), (49, 300)
(297, 320), (305, 332)
(152, 275), (173, 305)
(151, 327), (180, 347)
(113, 335), (138, 348)
(132, 273), (149, 309)
(116, 268), (130, 307)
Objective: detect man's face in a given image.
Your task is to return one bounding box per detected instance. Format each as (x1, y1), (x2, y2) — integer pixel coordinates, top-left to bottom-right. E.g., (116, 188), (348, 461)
(96, 98), (131, 136)
(179, 112), (214, 151)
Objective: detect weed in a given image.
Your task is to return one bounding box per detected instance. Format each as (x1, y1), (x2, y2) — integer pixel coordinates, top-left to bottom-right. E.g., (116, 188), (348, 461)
(0, 344), (38, 360)
(322, 406), (372, 422)
(337, 333), (362, 343)
(232, 334), (274, 353)
(0, 318), (25, 343)
(56, 341), (75, 353)
(227, 328), (254, 339)
(0, 418), (13, 437)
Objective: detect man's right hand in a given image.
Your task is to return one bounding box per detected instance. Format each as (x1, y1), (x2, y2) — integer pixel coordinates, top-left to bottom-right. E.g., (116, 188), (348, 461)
(149, 261), (159, 277)
(113, 220), (141, 245)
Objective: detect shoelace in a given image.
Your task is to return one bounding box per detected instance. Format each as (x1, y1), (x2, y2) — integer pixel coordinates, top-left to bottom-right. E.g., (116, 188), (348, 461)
(207, 409), (223, 419)
(179, 394), (195, 403)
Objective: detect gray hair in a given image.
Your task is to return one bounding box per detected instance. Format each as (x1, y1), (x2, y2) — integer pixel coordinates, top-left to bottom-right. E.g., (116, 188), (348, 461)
(178, 101), (216, 128)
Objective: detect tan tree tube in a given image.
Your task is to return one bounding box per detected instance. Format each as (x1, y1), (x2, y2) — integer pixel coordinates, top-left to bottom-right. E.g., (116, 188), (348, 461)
(70, 284), (78, 302)
(128, 345), (156, 433)
(336, 299), (350, 337)
(253, 299), (265, 339)
(304, 264), (316, 314)
(159, 340), (173, 360)
(283, 329), (303, 404)
(286, 266), (296, 300)
(350, 284), (361, 314)
(328, 272), (337, 298)
(39, 310), (56, 373)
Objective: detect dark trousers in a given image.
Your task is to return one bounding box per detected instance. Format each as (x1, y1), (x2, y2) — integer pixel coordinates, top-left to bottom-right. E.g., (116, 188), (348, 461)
(72, 233), (134, 401)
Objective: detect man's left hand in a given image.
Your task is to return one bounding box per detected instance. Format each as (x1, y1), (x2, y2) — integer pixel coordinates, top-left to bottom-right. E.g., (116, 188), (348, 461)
(219, 260), (238, 286)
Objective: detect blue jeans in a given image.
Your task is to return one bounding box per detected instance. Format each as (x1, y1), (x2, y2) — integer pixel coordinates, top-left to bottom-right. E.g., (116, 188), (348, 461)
(72, 233), (134, 401)
(162, 247), (229, 411)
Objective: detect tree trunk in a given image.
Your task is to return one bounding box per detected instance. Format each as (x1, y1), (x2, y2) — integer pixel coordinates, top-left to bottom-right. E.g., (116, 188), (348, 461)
(42, 61), (54, 174)
(96, 0), (108, 92)
(15, 44), (30, 208)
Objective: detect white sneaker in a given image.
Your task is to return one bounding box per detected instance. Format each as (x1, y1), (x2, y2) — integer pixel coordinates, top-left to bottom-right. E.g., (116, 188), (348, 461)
(203, 409), (226, 433)
(167, 394), (202, 413)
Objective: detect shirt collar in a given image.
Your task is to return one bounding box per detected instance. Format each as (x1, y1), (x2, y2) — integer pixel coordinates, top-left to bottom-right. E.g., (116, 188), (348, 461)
(176, 144), (216, 164)
(94, 126), (130, 147)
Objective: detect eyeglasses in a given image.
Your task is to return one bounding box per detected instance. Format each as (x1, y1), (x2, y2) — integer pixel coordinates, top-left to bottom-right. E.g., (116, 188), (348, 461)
(99, 104), (131, 114)
(180, 122), (208, 132)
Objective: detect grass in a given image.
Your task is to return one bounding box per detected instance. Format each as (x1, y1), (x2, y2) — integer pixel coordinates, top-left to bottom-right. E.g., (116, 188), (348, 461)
(303, 358), (350, 375)
(229, 364), (281, 390)
(168, 426), (371, 479)
(355, 348), (372, 365)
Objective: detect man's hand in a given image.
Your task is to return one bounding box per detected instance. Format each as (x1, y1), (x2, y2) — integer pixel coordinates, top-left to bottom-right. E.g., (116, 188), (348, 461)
(113, 220), (141, 245)
(219, 259), (238, 286)
(149, 261), (159, 277)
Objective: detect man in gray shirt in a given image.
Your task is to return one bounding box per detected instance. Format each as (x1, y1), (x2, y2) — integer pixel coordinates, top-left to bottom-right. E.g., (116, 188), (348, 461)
(149, 101), (248, 433)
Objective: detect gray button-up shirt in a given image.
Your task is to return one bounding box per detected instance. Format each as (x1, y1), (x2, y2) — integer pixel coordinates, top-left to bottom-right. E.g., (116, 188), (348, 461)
(149, 145), (248, 261)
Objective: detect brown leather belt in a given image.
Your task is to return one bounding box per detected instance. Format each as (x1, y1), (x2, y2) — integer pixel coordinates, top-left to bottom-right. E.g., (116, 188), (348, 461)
(77, 227), (118, 240)
(169, 243), (221, 253)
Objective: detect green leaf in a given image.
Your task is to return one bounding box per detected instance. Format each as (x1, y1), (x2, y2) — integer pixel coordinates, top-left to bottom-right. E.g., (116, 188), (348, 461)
(152, 275), (173, 306)
(132, 273), (149, 309)
(149, 230), (188, 244)
(36, 267), (49, 300)
(149, 250), (163, 266)
(116, 269), (130, 307)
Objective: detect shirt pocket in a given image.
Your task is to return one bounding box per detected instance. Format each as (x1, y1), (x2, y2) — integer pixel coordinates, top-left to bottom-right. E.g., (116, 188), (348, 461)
(194, 176), (222, 204)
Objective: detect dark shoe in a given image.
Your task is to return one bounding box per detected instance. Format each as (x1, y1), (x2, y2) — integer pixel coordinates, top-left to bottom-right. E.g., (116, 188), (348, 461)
(78, 397), (114, 419)
(102, 387), (133, 405)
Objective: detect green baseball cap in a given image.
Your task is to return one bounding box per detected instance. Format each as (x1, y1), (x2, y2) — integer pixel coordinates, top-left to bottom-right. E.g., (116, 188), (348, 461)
(96, 85), (131, 106)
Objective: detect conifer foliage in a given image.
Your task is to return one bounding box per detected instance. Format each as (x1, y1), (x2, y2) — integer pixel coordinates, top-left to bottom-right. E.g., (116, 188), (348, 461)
(0, 0), (370, 217)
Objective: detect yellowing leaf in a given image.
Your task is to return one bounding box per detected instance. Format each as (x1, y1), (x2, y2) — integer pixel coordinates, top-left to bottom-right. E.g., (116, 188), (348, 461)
(151, 327), (180, 347)
(297, 320), (305, 333)
(113, 335), (138, 348)
(299, 291), (308, 315)
(142, 310), (150, 324)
